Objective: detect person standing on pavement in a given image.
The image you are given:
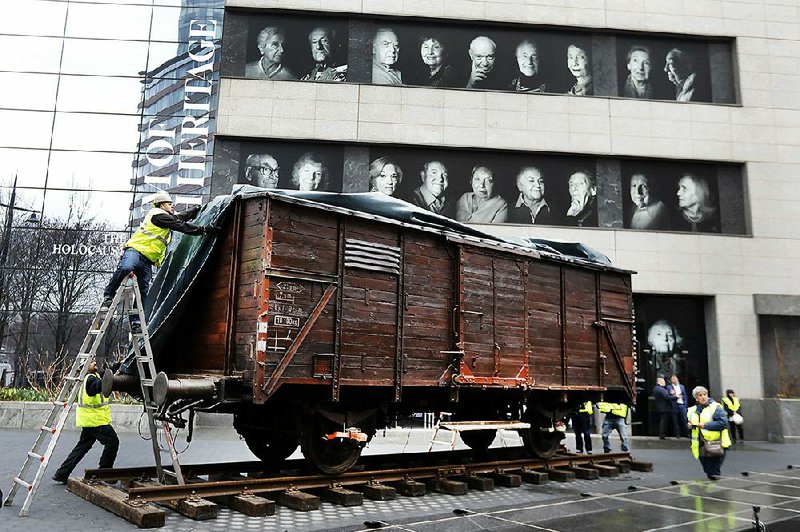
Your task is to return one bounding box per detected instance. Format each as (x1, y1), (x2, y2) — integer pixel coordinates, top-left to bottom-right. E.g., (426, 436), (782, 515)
(669, 374), (689, 437)
(598, 401), (629, 453)
(653, 377), (679, 439)
(52, 359), (118, 483)
(722, 389), (744, 443)
(687, 386), (731, 480)
(571, 401), (594, 454)
(101, 191), (218, 333)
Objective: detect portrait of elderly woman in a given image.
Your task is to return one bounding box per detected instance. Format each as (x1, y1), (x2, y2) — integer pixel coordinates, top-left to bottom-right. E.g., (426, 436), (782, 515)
(411, 34), (459, 88)
(566, 43), (593, 96)
(647, 319), (685, 378)
(455, 166), (508, 224)
(664, 47), (709, 102)
(291, 152), (329, 192)
(369, 157), (403, 196)
(565, 169), (597, 227)
(508, 166), (555, 225)
(245, 26), (296, 80)
(622, 44), (652, 99)
(673, 173), (719, 233)
(628, 172), (669, 230)
(243, 153), (280, 189)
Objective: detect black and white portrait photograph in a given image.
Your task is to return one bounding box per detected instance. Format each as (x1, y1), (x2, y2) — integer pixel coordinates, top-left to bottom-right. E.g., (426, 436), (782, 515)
(616, 37), (712, 103)
(224, 12), (349, 83)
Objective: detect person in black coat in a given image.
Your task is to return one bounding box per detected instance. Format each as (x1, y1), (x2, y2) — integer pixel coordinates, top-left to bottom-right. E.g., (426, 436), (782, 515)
(653, 377), (679, 439)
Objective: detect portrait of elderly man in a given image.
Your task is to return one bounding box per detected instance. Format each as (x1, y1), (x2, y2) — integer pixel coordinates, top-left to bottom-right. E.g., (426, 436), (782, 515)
(508, 39), (546, 92)
(628, 172), (669, 230)
(301, 26), (347, 82)
(372, 28), (402, 85)
(664, 47), (705, 102)
(566, 43), (593, 96)
(412, 160), (453, 217)
(565, 169), (598, 227)
(243, 153), (280, 189)
(508, 166), (555, 225)
(455, 166), (508, 224)
(466, 36), (502, 90)
(245, 26), (296, 80)
(369, 156), (403, 197)
(673, 173), (719, 232)
(647, 319), (684, 379)
(622, 44), (652, 98)
(291, 152), (329, 192)
(413, 34), (459, 88)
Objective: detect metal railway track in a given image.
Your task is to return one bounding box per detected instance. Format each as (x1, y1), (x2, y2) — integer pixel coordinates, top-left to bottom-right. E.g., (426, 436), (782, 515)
(68, 448), (652, 528)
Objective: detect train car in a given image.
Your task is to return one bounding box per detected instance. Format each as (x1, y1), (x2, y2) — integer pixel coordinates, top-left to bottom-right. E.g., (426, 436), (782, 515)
(122, 190), (636, 474)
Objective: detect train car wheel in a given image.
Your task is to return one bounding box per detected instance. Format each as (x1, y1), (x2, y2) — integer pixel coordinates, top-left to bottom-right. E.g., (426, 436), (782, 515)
(301, 415), (364, 475)
(240, 428), (299, 466)
(519, 412), (564, 459)
(460, 429), (497, 452)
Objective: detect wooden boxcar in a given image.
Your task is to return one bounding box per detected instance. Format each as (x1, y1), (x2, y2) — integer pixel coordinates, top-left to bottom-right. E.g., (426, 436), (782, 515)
(153, 191), (636, 473)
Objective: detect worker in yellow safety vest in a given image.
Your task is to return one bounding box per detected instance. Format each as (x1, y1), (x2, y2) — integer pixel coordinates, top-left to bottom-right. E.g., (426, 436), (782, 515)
(52, 358), (118, 484)
(597, 401), (629, 453)
(722, 389), (744, 443)
(101, 191), (218, 334)
(687, 385), (732, 480)
(571, 401), (594, 454)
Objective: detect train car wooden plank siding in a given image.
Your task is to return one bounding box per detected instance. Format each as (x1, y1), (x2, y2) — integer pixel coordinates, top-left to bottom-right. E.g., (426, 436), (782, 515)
(154, 192), (635, 474)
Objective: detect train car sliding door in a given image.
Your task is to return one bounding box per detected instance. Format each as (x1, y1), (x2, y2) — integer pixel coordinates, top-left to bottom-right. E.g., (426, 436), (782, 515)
(457, 248), (527, 385)
(337, 221), (401, 390)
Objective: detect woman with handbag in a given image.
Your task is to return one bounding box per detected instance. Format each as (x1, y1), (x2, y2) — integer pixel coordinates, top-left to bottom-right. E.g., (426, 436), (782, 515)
(722, 389), (744, 443)
(687, 386), (732, 480)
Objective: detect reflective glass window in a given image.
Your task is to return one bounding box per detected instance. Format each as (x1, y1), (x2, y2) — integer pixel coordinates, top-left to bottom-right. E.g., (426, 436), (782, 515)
(43, 189), (134, 230)
(0, 110), (54, 149)
(47, 151), (136, 192)
(150, 7), (224, 43)
(61, 38), (149, 77)
(0, 1), (67, 37)
(51, 112), (141, 152)
(65, 3), (153, 41)
(0, 187), (45, 225)
(0, 36), (64, 74)
(0, 73), (58, 111)
(57, 76), (144, 115)
(0, 148), (49, 188)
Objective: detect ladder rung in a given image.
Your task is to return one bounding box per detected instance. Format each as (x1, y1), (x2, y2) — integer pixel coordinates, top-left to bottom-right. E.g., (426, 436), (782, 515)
(27, 451), (44, 462)
(41, 425), (57, 434)
(14, 477), (32, 491)
(89, 329), (102, 334)
(77, 353), (92, 359)
(64, 376), (81, 382)
(53, 401), (68, 407)
(162, 470), (178, 477)
(140, 379), (154, 387)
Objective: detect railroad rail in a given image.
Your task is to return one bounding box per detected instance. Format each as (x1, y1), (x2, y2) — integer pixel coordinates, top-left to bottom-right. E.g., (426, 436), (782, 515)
(67, 448), (653, 528)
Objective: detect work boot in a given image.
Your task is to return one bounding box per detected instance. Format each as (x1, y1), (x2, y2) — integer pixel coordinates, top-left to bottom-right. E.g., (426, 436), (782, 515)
(130, 322), (142, 335)
(99, 297), (114, 312)
(52, 474), (67, 484)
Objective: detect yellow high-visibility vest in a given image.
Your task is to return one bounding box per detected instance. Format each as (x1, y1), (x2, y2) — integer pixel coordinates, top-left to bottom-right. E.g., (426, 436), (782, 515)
(126, 207), (172, 266)
(579, 401), (593, 414)
(687, 402), (732, 459)
(597, 402), (628, 418)
(721, 396), (740, 413)
(75, 373), (111, 428)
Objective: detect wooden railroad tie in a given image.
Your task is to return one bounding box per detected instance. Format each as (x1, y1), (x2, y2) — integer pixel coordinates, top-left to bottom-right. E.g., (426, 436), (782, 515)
(131, 479), (218, 521)
(68, 478), (165, 529)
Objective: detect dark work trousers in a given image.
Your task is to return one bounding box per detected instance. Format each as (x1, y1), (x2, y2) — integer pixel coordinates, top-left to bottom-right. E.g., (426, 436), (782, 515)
(103, 248), (153, 326)
(659, 411), (681, 438)
(53, 425), (119, 480)
(699, 450), (726, 478)
(572, 412), (592, 453)
(729, 421), (744, 442)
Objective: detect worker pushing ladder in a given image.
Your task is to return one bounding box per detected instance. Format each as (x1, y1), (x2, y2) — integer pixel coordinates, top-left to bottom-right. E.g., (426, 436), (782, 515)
(3, 273), (183, 517)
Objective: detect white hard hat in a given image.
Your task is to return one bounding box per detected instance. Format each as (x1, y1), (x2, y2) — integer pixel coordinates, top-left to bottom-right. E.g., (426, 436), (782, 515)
(151, 191), (173, 205)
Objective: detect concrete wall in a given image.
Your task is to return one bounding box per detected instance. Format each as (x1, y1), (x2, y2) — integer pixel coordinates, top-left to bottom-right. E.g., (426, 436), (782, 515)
(0, 402), (233, 433)
(217, 0), (800, 417)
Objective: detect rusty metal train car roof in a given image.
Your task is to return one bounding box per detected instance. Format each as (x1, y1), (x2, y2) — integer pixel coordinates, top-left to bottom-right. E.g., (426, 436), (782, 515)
(240, 186), (634, 274)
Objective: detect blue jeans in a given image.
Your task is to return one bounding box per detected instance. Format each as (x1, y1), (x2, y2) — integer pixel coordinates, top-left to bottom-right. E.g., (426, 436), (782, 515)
(602, 416), (629, 452)
(103, 248), (153, 325)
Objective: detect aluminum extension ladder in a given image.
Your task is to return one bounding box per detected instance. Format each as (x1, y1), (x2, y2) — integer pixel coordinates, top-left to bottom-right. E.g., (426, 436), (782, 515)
(3, 273), (183, 517)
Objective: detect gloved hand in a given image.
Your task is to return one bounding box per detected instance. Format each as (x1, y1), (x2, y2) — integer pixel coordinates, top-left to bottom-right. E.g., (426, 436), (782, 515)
(185, 205), (201, 219)
(203, 225), (220, 235)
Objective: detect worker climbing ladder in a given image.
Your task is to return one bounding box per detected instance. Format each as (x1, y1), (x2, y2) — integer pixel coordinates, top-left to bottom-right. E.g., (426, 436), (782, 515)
(3, 273), (183, 517)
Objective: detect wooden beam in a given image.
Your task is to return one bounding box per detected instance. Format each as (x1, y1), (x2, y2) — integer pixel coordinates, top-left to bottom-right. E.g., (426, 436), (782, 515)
(68, 478), (165, 529)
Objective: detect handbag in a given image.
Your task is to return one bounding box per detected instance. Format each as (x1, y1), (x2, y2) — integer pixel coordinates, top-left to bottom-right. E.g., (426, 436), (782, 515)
(731, 412), (744, 425)
(700, 433), (725, 457)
